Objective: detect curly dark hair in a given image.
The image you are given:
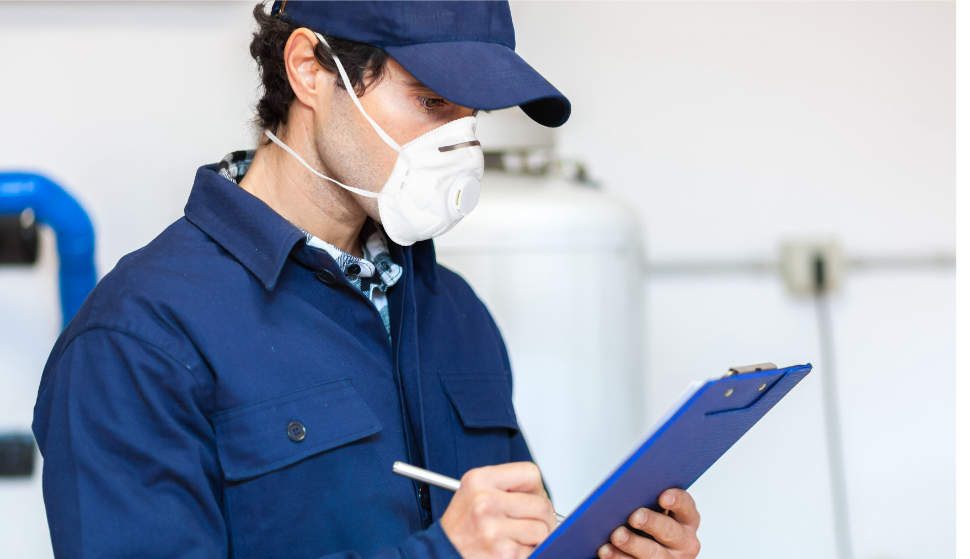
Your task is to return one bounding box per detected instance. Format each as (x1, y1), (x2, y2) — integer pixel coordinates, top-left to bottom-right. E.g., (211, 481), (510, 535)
(249, 2), (389, 135)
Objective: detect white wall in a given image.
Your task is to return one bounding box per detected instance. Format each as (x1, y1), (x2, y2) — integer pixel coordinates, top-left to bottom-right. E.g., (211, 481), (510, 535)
(0, 3), (955, 559)
(511, 1), (955, 260)
(508, 2), (955, 559)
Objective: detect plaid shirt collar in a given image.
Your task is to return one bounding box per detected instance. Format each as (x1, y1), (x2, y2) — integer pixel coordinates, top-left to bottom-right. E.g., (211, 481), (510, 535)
(296, 220), (403, 291)
(217, 150), (403, 334)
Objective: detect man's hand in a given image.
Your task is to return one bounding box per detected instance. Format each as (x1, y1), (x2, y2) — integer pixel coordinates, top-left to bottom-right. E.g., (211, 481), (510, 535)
(597, 489), (701, 559)
(441, 462), (558, 559)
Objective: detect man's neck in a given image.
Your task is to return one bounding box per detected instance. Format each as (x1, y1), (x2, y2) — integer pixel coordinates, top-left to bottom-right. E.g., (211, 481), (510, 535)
(238, 135), (367, 258)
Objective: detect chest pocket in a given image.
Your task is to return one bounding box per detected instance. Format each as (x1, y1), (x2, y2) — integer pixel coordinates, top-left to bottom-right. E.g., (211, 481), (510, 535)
(213, 378), (383, 481)
(440, 374), (520, 470)
(213, 378), (397, 559)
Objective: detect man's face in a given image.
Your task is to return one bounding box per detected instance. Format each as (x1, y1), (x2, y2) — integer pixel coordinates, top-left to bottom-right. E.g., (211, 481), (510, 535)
(309, 54), (476, 221)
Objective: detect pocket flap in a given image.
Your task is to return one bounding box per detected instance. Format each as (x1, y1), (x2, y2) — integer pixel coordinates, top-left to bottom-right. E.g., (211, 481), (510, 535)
(213, 378), (382, 481)
(440, 375), (519, 432)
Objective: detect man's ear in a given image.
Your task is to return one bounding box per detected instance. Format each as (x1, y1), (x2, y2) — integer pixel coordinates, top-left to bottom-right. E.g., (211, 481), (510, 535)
(284, 28), (333, 111)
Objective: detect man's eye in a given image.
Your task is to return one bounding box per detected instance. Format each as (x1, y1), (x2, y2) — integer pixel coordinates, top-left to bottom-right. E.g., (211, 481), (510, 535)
(417, 97), (446, 113)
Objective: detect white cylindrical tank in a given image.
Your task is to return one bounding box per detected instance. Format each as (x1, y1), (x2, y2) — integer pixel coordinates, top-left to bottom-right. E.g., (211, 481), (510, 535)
(434, 170), (644, 513)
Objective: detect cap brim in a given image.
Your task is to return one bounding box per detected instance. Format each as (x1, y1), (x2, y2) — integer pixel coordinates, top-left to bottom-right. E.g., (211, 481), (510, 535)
(383, 41), (570, 128)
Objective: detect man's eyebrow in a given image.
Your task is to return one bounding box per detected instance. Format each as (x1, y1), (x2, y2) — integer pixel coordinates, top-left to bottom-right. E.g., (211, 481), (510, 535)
(405, 79), (435, 91)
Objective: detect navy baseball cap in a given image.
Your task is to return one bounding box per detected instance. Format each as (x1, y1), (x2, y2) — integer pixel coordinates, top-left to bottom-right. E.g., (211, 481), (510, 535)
(270, 1), (570, 127)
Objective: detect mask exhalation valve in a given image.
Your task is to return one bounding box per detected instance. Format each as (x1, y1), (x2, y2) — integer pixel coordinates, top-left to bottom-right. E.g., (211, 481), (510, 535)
(451, 173), (481, 217)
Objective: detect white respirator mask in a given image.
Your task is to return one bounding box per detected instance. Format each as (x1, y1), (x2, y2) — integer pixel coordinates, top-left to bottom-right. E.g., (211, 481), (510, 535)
(263, 32), (484, 247)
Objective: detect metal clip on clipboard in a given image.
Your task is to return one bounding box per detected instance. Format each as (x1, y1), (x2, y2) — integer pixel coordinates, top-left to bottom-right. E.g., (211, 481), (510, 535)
(724, 362), (778, 377)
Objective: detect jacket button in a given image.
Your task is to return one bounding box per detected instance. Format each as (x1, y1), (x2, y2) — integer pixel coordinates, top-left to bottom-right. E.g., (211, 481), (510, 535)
(418, 483), (432, 511)
(315, 270), (336, 285)
(287, 421), (306, 442)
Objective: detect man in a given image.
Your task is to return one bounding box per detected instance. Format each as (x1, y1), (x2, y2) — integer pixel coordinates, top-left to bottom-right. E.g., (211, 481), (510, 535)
(33, 2), (701, 558)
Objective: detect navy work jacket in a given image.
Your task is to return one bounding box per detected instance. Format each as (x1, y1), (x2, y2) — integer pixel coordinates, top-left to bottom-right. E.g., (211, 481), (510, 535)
(32, 164), (532, 558)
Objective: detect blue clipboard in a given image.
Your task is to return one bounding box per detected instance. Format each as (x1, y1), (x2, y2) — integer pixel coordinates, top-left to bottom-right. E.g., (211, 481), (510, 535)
(530, 363), (813, 559)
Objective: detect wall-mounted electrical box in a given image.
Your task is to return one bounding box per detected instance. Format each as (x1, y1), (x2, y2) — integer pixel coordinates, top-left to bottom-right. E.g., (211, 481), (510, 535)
(780, 240), (843, 295)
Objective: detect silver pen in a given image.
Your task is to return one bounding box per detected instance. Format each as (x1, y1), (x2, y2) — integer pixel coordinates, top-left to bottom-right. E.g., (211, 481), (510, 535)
(392, 461), (566, 523)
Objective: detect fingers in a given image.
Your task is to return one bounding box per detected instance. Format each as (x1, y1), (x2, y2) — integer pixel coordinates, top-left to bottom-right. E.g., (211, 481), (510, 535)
(488, 518), (552, 548)
(442, 463), (556, 559)
(658, 489), (701, 530)
(469, 490), (558, 533)
(502, 492), (558, 533)
(597, 543), (637, 559)
(467, 518), (548, 559)
(462, 462), (547, 496)
(628, 507), (688, 550)
(626, 490), (702, 557)
(601, 527), (668, 559)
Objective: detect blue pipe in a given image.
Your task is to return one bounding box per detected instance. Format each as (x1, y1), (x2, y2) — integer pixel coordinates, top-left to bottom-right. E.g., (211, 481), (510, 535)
(0, 172), (96, 327)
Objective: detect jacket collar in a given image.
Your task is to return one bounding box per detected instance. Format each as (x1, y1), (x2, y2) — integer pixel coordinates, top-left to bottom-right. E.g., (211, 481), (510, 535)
(184, 163), (441, 293)
(184, 164), (304, 291)
(412, 239), (439, 294)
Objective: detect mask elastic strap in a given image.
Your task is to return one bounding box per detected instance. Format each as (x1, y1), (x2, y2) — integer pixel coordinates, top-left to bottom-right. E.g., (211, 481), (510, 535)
(263, 129), (379, 199)
(315, 32), (402, 153)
